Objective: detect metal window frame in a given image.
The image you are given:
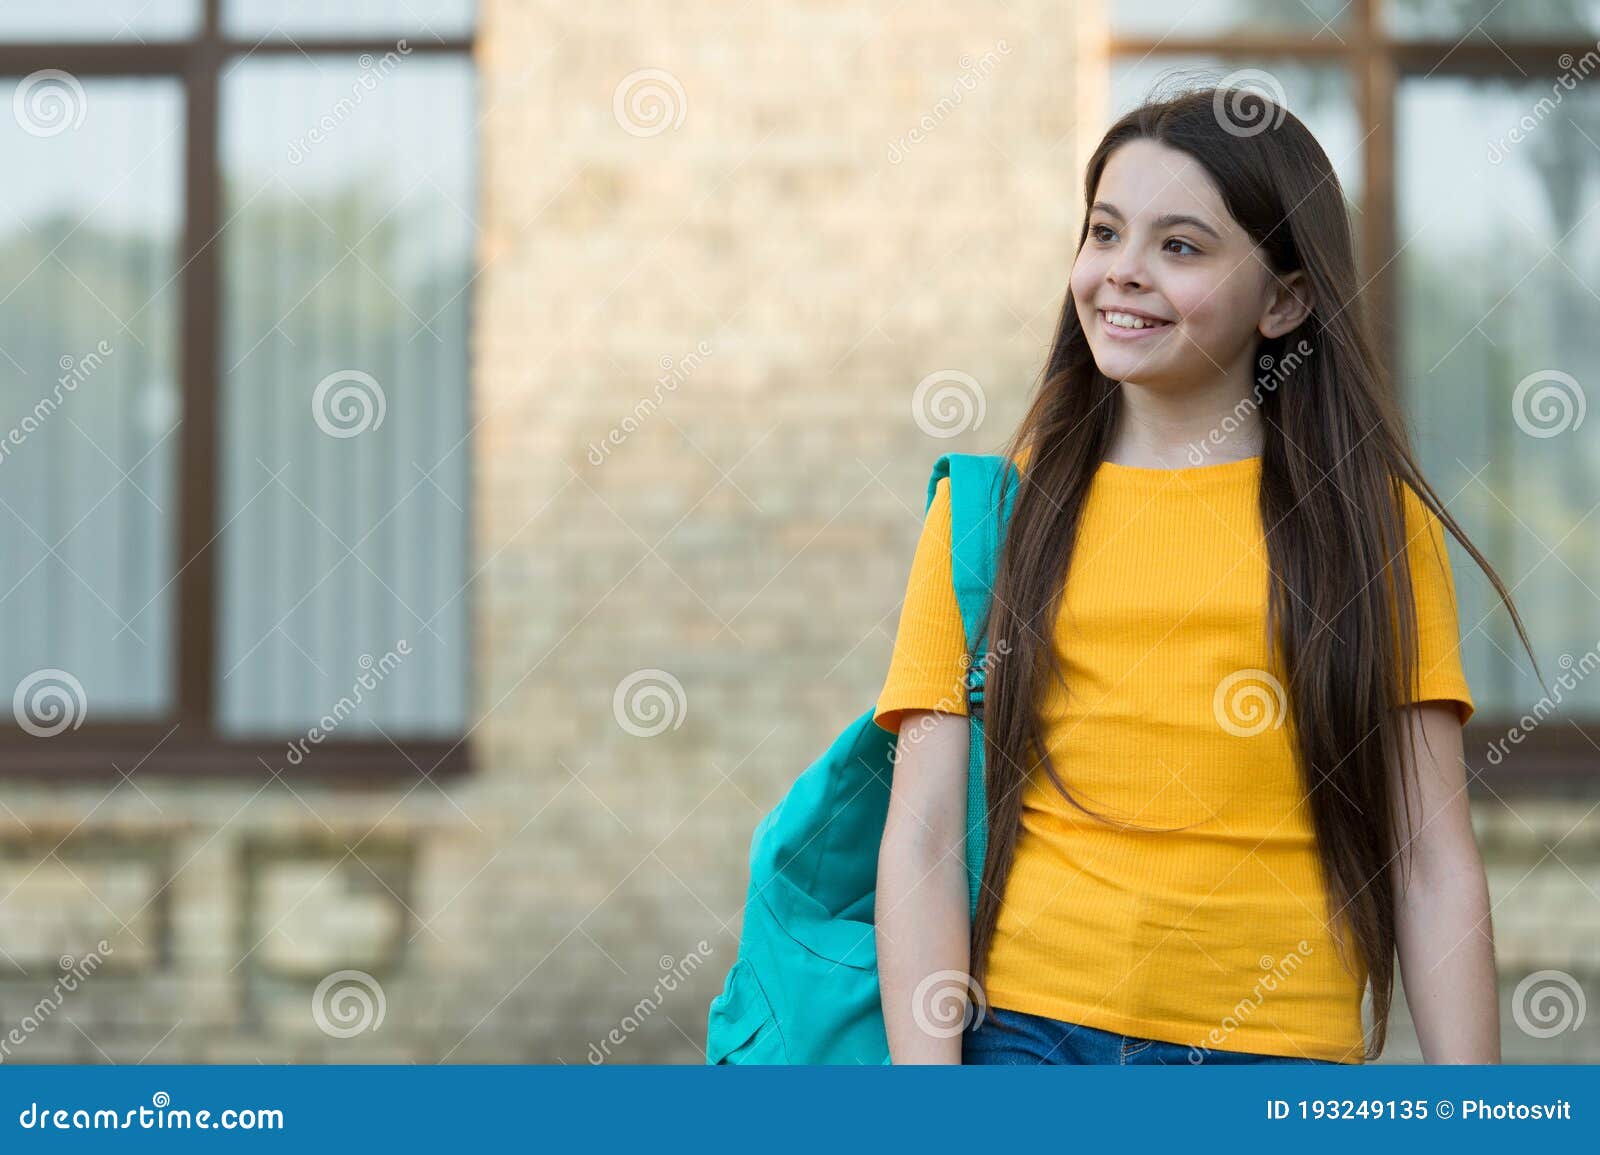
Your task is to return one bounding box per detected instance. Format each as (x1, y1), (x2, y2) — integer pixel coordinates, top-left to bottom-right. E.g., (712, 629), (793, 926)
(0, 1), (474, 781)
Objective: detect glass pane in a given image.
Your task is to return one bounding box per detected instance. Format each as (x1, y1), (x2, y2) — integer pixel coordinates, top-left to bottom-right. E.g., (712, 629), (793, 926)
(1110, 0), (1347, 38)
(1397, 76), (1600, 719)
(217, 55), (473, 739)
(1387, 0), (1600, 39)
(0, 0), (197, 41)
(1109, 60), (1363, 232)
(0, 78), (183, 720)
(223, 0), (475, 38)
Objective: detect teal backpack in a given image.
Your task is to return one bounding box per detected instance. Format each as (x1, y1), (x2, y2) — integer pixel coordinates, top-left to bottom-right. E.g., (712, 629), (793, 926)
(705, 452), (1021, 1065)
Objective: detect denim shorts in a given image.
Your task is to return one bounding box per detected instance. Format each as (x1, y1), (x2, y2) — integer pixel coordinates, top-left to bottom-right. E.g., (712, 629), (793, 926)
(962, 1004), (1340, 1066)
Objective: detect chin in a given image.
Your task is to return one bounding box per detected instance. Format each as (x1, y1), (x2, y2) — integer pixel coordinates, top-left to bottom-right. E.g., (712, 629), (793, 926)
(1092, 351), (1167, 385)
(1100, 359), (1177, 387)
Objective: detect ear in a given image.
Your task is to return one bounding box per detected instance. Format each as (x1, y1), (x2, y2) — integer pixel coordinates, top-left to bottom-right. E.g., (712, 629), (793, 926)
(1258, 269), (1313, 339)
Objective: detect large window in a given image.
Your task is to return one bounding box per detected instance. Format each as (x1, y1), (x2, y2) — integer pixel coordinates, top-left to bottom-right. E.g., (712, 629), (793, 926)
(1109, 0), (1600, 787)
(0, 3), (475, 778)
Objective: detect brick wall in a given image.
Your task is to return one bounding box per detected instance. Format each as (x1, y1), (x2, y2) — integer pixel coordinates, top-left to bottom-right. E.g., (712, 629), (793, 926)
(468, 0), (1089, 1062)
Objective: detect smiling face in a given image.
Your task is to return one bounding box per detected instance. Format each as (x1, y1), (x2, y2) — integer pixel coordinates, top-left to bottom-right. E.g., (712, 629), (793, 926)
(1070, 137), (1305, 392)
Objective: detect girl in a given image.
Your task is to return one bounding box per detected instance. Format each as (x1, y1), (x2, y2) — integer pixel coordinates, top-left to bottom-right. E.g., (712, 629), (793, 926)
(872, 87), (1537, 1066)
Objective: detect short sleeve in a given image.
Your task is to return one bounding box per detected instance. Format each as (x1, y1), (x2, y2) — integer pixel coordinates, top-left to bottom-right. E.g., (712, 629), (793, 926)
(1399, 485), (1475, 726)
(873, 476), (971, 735)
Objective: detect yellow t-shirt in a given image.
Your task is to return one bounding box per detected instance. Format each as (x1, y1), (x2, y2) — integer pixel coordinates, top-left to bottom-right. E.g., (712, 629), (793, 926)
(873, 451), (1474, 1064)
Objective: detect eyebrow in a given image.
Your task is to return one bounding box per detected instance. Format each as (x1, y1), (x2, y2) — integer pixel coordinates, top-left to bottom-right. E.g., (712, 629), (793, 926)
(1090, 201), (1224, 241)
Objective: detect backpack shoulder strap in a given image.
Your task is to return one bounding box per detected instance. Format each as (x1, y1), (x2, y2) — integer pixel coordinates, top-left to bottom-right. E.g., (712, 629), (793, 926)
(924, 452), (1021, 656)
(923, 452), (1021, 923)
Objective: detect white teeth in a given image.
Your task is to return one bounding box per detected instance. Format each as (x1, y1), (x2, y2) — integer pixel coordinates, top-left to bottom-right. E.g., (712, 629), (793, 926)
(1103, 310), (1168, 330)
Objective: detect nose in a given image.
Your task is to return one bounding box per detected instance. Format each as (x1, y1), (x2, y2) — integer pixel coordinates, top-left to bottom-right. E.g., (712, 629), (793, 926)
(1106, 241), (1146, 290)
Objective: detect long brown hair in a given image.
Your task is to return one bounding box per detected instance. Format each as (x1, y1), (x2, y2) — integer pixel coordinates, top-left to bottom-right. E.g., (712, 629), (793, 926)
(970, 86), (1538, 1060)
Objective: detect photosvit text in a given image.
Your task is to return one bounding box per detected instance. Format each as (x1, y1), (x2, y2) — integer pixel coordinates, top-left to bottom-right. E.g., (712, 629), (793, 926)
(1265, 1098), (1572, 1121)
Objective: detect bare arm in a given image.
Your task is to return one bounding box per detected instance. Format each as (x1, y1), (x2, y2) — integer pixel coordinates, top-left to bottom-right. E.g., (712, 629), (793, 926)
(1388, 701), (1501, 1063)
(876, 709), (973, 1064)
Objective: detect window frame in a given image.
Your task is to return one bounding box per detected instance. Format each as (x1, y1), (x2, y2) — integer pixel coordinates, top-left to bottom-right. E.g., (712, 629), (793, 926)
(0, 0), (475, 782)
(1109, 0), (1598, 794)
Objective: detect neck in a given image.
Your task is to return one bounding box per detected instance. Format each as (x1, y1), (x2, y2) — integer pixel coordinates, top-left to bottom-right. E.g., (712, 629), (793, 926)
(1105, 361), (1264, 468)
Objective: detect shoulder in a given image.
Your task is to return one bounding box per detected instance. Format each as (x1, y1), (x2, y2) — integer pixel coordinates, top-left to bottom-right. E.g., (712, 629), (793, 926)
(915, 475), (953, 547)
(1395, 477), (1435, 523)
(1391, 478), (1461, 604)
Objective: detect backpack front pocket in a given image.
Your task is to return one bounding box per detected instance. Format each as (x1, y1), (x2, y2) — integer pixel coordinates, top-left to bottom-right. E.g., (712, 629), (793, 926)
(705, 959), (788, 1064)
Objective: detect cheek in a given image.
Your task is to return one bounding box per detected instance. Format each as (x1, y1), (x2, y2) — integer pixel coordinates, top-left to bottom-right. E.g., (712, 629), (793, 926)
(1068, 248), (1102, 303)
(1169, 275), (1254, 343)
